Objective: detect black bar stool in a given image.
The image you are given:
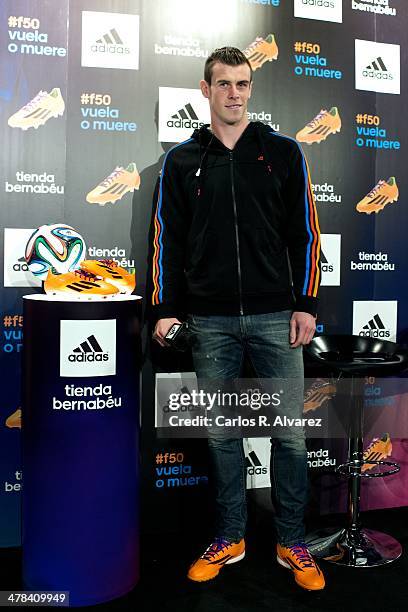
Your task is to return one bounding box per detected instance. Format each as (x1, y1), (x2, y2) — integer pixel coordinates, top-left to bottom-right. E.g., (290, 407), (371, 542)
(304, 334), (408, 567)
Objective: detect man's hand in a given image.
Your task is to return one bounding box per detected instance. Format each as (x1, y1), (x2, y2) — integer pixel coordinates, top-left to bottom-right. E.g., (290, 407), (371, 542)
(153, 317), (182, 347)
(289, 312), (316, 348)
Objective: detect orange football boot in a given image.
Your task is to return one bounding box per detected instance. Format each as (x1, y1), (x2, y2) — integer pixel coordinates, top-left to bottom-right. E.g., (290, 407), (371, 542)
(44, 268), (119, 297)
(304, 379), (336, 413)
(187, 538), (245, 582)
(243, 34), (278, 71)
(356, 177), (399, 215)
(296, 107), (341, 144)
(5, 408), (22, 429)
(277, 542), (325, 591)
(80, 259), (135, 294)
(362, 433), (392, 472)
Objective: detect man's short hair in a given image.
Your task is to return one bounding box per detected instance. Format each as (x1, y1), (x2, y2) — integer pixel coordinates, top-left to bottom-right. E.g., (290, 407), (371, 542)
(204, 47), (253, 85)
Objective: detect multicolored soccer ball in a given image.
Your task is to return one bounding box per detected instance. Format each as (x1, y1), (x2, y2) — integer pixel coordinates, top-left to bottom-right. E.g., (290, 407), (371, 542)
(25, 224), (86, 280)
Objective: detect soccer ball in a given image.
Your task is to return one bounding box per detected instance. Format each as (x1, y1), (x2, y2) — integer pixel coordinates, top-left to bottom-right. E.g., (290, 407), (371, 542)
(25, 223), (86, 280)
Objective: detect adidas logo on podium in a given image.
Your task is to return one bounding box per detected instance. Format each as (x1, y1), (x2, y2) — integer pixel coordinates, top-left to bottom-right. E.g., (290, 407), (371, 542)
(359, 314), (390, 338)
(363, 56), (392, 80)
(245, 450), (267, 475)
(68, 334), (109, 362)
(167, 103), (204, 129)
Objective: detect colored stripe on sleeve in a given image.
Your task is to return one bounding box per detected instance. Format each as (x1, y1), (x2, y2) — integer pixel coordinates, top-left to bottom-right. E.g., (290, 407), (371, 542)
(151, 139), (193, 306)
(269, 131), (320, 297)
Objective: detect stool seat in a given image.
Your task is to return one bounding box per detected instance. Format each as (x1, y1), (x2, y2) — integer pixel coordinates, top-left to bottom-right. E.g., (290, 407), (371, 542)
(305, 334), (408, 375)
(304, 334), (408, 567)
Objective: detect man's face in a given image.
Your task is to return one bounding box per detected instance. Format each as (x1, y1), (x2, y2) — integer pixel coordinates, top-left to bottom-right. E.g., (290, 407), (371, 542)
(200, 61), (252, 126)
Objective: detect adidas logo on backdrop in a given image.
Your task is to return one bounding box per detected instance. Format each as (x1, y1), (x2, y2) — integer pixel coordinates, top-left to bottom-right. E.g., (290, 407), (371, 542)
(363, 56), (392, 80)
(167, 103), (204, 129)
(245, 450), (268, 475)
(320, 250), (333, 273)
(91, 28), (130, 54)
(359, 314), (390, 338)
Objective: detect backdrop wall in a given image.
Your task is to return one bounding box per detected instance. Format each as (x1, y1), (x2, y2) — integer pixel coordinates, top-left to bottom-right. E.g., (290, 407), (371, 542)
(1, 0), (407, 546)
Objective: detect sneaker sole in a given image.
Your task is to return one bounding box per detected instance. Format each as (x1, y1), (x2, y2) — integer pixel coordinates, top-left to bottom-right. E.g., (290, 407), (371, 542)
(277, 555), (325, 591)
(187, 551), (245, 582)
(225, 550), (245, 565)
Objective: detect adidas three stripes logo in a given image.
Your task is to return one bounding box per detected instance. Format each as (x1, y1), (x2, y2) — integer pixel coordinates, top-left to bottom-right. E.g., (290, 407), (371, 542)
(96, 28), (124, 45)
(72, 335), (104, 354)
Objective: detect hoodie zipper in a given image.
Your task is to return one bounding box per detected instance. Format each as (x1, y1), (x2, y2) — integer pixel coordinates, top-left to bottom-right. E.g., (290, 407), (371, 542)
(229, 151), (244, 315)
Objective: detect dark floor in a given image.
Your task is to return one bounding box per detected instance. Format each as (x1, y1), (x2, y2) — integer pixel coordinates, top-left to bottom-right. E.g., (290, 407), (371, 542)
(2, 508), (408, 611)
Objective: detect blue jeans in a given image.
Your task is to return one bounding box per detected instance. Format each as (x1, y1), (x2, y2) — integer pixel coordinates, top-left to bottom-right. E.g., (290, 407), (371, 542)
(187, 311), (307, 547)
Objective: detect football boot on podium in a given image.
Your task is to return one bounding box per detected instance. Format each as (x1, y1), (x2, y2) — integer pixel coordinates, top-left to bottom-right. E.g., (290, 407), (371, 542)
(79, 259), (135, 294)
(44, 268), (119, 297)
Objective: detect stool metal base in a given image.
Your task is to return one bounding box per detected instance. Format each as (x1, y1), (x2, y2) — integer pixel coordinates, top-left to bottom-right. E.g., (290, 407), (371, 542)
(305, 526), (402, 567)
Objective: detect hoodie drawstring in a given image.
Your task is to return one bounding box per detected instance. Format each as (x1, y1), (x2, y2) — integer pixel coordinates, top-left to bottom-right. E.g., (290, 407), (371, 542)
(196, 129), (214, 197)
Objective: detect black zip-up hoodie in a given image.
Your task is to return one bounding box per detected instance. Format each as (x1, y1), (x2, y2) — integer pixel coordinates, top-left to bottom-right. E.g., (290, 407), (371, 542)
(148, 121), (321, 320)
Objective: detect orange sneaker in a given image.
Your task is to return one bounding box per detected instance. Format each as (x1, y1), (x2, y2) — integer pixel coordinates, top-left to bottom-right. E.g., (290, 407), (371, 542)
(44, 268), (119, 297)
(362, 433), (392, 472)
(86, 163), (140, 206)
(356, 177), (399, 215)
(243, 34), (278, 71)
(296, 107), (341, 144)
(304, 379), (336, 413)
(187, 538), (245, 582)
(5, 408), (22, 429)
(277, 542), (325, 591)
(80, 259), (135, 294)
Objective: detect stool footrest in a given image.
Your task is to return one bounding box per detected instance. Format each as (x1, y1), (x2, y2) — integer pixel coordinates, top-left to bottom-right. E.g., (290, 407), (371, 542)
(336, 459), (400, 478)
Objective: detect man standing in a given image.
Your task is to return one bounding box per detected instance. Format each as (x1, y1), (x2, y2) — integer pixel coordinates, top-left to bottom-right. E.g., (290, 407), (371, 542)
(148, 47), (323, 591)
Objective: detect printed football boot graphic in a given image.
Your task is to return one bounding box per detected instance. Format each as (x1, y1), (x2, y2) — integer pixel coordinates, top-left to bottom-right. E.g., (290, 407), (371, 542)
(44, 268), (119, 297)
(243, 34), (278, 71)
(79, 259), (135, 294)
(362, 433), (392, 472)
(276, 543), (325, 591)
(5, 408), (21, 429)
(296, 107), (341, 144)
(187, 538), (245, 582)
(356, 177), (399, 215)
(8, 88), (65, 130)
(303, 379), (336, 413)
(86, 163), (140, 206)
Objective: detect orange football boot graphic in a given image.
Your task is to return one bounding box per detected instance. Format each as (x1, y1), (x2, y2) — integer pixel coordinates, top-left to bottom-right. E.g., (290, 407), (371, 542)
(44, 268), (119, 297)
(86, 163), (140, 206)
(296, 107), (341, 144)
(356, 177), (399, 215)
(362, 433), (392, 472)
(5, 408), (21, 429)
(304, 379), (336, 413)
(80, 259), (135, 294)
(277, 542), (325, 591)
(188, 538), (245, 582)
(243, 34), (278, 71)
